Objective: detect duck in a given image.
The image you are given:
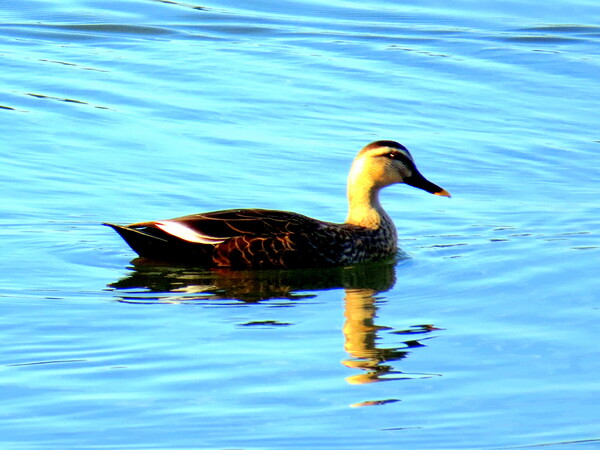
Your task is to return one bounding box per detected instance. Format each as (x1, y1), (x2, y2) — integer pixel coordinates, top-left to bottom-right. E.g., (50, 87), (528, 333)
(105, 140), (450, 268)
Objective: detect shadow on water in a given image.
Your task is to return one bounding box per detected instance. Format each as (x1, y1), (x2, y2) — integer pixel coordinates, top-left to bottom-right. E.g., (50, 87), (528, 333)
(108, 258), (443, 404)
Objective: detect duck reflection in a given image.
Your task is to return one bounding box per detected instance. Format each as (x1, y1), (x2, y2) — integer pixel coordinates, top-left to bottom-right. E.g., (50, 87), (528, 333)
(109, 257), (397, 303)
(342, 287), (440, 385)
(109, 258), (441, 390)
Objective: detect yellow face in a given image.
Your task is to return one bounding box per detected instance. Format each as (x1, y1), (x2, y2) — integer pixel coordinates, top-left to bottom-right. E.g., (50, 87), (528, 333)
(370, 146), (414, 186)
(351, 141), (450, 196)
(351, 145), (415, 188)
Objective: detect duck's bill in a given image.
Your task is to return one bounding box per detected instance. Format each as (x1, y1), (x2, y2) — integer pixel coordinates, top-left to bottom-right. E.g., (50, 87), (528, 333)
(404, 172), (451, 197)
(433, 189), (452, 197)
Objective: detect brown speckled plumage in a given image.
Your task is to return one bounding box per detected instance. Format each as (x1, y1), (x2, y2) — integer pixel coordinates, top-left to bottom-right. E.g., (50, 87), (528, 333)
(105, 140), (450, 268)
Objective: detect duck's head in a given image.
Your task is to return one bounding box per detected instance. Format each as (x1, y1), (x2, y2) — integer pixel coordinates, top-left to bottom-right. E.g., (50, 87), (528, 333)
(349, 140), (451, 197)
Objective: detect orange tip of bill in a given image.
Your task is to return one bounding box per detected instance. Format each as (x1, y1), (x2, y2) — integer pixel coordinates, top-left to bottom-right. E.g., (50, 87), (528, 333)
(434, 189), (452, 198)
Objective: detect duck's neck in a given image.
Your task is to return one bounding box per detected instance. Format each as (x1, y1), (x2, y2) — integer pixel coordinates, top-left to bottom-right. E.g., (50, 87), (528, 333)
(345, 174), (391, 229)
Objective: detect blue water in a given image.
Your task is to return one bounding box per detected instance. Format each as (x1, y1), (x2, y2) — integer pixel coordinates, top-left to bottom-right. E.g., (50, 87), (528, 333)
(2, 0), (600, 448)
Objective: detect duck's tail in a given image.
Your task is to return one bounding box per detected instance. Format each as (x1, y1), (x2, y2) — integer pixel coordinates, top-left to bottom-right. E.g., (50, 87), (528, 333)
(103, 223), (176, 259)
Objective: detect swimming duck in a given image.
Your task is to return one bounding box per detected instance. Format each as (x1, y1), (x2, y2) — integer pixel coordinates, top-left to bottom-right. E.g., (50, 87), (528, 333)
(105, 140), (450, 268)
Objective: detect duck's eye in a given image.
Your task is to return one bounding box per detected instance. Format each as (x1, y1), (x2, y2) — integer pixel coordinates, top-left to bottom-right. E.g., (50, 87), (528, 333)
(383, 151), (413, 167)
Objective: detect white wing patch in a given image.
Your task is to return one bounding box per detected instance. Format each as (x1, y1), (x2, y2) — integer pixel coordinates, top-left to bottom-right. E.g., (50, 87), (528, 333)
(155, 221), (227, 245)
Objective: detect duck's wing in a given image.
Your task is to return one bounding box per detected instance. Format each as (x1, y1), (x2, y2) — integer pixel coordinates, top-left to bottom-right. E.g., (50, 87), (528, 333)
(130, 208), (327, 242)
(105, 209), (332, 266)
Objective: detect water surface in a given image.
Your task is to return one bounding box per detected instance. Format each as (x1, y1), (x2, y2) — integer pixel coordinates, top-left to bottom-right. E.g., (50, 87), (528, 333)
(1, 0), (599, 448)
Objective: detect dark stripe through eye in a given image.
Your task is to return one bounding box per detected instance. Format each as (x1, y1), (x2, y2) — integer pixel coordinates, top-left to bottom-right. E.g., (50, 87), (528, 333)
(384, 151), (413, 167)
